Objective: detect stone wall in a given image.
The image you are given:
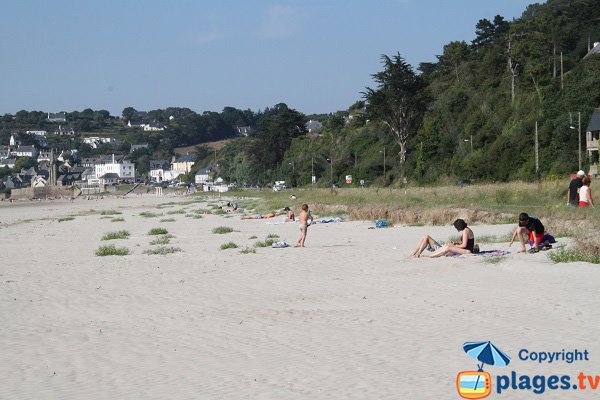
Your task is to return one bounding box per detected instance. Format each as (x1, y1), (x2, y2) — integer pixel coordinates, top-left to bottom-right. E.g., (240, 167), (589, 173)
(10, 186), (75, 200)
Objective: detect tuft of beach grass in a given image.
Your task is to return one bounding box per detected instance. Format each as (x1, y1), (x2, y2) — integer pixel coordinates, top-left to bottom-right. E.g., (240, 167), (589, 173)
(140, 211), (162, 218)
(212, 226), (233, 234)
(148, 228), (169, 236)
(143, 246), (182, 255)
(150, 234), (174, 245)
(220, 241), (239, 250)
(95, 244), (130, 256)
(101, 230), (130, 240)
(240, 247), (256, 254)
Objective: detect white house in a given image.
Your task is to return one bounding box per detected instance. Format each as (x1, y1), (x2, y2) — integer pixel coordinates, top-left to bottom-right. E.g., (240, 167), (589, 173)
(195, 168), (211, 185)
(47, 112), (66, 122)
(93, 154), (135, 181)
(0, 158), (16, 168)
(305, 119), (323, 132)
(26, 130), (47, 136)
(149, 160), (171, 182)
(172, 154), (197, 174)
(16, 145), (38, 157)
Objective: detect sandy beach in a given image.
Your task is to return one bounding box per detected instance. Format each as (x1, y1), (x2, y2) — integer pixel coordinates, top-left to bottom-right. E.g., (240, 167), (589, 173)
(2, 194), (599, 399)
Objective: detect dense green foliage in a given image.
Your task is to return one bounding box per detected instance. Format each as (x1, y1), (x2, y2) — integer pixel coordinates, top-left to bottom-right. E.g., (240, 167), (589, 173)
(216, 0), (600, 186)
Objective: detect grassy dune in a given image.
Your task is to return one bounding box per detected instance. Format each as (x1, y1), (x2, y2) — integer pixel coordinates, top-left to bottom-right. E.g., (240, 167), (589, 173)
(216, 179), (599, 259)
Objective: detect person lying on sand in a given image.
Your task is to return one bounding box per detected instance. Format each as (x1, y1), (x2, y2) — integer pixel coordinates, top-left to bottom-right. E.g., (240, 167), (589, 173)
(241, 212), (277, 219)
(418, 219), (476, 258)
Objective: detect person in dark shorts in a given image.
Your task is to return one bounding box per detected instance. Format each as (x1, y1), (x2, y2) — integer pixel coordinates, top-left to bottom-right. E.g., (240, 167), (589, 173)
(509, 212), (546, 253)
(567, 170), (585, 206)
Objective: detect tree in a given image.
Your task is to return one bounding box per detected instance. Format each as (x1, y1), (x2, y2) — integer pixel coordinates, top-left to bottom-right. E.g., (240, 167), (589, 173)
(14, 157), (38, 172)
(363, 53), (427, 179)
(122, 107), (137, 122)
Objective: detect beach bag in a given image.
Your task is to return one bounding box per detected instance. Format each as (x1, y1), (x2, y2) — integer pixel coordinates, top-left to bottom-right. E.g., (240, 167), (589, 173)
(375, 219), (391, 228)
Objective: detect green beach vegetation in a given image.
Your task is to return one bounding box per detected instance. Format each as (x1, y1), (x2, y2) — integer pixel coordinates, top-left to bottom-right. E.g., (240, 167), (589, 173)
(101, 230), (130, 240)
(95, 245), (130, 256)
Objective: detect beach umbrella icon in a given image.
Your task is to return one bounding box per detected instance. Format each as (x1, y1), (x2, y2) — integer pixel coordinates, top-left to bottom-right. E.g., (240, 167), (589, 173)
(463, 341), (511, 371)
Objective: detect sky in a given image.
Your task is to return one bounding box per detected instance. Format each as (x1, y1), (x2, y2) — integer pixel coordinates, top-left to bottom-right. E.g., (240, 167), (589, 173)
(0, 0), (540, 117)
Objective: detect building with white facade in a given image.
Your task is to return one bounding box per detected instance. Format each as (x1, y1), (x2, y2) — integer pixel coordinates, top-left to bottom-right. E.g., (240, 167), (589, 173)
(93, 154), (135, 182)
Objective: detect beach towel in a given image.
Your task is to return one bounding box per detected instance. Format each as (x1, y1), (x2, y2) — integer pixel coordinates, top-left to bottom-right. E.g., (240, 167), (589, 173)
(473, 250), (511, 257)
(316, 217), (343, 223)
(272, 241), (290, 248)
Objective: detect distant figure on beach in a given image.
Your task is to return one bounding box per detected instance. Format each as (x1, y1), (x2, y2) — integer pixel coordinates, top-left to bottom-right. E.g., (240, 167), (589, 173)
(509, 212), (546, 253)
(283, 207), (295, 222)
(567, 170), (585, 206)
(241, 212), (276, 219)
(296, 204), (309, 247)
(419, 219), (476, 258)
(578, 176), (594, 208)
(226, 201), (238, 212)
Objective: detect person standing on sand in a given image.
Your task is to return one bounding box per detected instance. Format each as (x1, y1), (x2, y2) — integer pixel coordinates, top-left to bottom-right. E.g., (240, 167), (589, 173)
(296, 204), (309, 247)
(509, 212), (546, 253)
(567, 170), (585, 206)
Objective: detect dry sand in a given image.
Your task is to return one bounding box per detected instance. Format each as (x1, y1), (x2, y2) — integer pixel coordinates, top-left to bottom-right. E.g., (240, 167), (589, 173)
(1, 193), (599, 399)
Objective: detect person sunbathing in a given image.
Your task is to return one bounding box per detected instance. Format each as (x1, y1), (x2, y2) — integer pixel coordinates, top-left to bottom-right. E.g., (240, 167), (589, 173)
(418, 219), (475, 258)
(241, 212), (277, 219)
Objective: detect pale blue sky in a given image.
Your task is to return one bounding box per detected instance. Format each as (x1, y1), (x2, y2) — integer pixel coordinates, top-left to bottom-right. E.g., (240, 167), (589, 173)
(0, 0), (539, 116)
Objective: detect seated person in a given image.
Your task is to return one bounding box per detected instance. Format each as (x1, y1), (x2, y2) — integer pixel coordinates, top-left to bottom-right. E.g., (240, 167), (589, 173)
(226, 201), (238, 212)
(509, 212), (545, 253)
(283, 207), (295, 222)
(410, 235), (441, 258)
(421, 219), (476, 258)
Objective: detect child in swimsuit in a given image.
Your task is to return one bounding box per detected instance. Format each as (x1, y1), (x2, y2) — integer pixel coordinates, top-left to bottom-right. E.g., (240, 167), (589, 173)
(296, 204), (309, 247)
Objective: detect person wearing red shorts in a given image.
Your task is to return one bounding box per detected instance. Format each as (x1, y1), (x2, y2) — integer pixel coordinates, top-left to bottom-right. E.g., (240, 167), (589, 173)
(509, 212), (545, 253)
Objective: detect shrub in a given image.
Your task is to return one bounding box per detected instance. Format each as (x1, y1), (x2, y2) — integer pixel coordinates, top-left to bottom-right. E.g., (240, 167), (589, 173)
(140, 211), (162, 218)
(240, 247), (256, 254)
(548, 249), (600, 264)
(143, 246), (182, 255)
(95, 245), (130, 256)
(148, 228), (169, 235)
(111, 217), (125, 222)
(166, 209), (186, 215)
(58, 216), (75, 222)
(150, 235), (174, 245)
(160, 218), (176, 222)
(212, 226), (233, 234)
(101, 210), (122, 215)
(101, 230), (130, 240)
(254, 238), (275, 248)
(266, 233), (280, 239)
(220, 241), (239, 250)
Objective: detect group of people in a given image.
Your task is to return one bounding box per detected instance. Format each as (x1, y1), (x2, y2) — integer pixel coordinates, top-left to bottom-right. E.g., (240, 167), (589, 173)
(410, 213), (549, 258)
(568, 170), (594, 207)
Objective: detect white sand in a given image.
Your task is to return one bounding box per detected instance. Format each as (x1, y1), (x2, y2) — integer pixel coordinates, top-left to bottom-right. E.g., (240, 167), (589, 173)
(1, 194), (599, 399)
